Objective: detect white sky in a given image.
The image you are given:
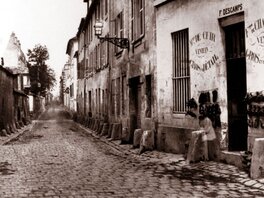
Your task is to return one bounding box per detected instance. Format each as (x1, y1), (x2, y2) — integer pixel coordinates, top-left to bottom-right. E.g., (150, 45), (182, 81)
(0, 0), (86, 96)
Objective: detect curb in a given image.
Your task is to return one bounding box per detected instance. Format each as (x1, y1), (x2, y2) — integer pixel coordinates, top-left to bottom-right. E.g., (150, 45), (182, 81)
(77, 124), (126, 153)
(76, 123), (139, 157)
(1, 123), (33, 146)
(1, 111), (44, 146)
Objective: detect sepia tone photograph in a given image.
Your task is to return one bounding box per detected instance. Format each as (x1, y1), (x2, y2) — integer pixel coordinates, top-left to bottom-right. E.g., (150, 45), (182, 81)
(0, 0), (264, 197)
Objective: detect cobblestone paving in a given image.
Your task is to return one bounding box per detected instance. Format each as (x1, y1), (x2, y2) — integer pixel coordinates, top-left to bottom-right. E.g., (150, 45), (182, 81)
(0, 107), (263, 198)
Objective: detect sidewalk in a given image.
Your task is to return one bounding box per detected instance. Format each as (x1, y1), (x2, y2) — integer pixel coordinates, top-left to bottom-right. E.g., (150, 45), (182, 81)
(77, 123), (264, 192)
(0, 121), (36, 146)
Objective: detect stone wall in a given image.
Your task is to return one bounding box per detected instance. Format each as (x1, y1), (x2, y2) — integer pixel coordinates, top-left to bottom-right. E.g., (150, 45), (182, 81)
(0, 67), (15, 131)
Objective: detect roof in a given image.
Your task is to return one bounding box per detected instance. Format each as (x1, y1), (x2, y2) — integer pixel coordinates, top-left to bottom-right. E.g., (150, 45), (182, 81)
(13, 89), (28, 97)
(0, 65), (16, 77)
(76, 18), (86, 38)
(66, 37), (77, 55)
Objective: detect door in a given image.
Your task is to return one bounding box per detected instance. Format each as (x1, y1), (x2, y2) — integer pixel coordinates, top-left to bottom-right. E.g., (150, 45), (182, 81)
(129, 77), (141, 141)
(225, 22), (247, 151)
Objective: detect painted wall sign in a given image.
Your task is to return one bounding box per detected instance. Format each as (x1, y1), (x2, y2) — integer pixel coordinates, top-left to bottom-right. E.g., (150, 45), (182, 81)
(219, 3), (243, 18)
(246, 18), (264, 64)
(190, 31), (219, 72)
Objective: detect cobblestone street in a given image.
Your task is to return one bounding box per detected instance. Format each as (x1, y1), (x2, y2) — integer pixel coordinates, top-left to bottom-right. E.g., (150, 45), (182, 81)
(0, 107), (263, 198)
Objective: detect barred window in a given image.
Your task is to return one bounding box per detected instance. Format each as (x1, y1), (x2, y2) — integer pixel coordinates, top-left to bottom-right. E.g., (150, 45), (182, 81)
(172, 29), (190, 113)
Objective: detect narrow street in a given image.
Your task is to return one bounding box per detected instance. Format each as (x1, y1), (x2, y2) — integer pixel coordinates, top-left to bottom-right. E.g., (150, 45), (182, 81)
(0, 106), (263, 198)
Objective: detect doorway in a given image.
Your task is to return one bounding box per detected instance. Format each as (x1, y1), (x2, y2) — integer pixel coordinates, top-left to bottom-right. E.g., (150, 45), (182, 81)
(224, 22), (247, 151)
(129, 77), (141, 141)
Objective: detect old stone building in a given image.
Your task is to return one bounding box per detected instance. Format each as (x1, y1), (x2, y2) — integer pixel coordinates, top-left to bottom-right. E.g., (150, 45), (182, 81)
(0, 32), (31, 135)
(155, 0), (264, 156)
(0, 66), (16, 134)
(75, 0), (157, 142)
(73, 0), (264, 169)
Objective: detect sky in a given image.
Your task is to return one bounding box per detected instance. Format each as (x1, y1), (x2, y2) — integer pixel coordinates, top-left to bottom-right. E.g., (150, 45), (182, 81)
(0, 0), (87, 96)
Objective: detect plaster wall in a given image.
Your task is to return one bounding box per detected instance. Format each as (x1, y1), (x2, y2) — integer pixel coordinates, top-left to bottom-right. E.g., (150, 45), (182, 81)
(156, 0), (264, 153)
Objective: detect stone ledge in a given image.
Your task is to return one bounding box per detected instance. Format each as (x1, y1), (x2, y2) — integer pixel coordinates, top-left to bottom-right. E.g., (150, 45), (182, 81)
(220, 151), (243, 169)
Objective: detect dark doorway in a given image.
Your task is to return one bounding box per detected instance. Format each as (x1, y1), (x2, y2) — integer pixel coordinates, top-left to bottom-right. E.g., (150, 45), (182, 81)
(129, 77), (141, 142)
(224, 22), (247, 151)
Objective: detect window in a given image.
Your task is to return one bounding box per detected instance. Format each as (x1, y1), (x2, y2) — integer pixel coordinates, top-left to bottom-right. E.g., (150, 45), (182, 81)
(95, 89), (98, 114)
(96, 3), (100, 20)
(102, 90), (105, 115)
(105, 0), (108, 17)
(111, 80), (115, 115)
(131, 0), (145, 42)
(100, 41), (108, 67)
(116, 77), (121, 116)
(115, 11), (124, 55)
(88, 91), (92, 115)
(98, 88), (101, 115)
(122, 75), (126, 115)
(70, 84), (74, 98)
(101, 0), (108, 19)
(93, 45), (100, 72)
(172, 29), (190, 113)
(145, 75), (151, 117)
(105, 89), (108, 115)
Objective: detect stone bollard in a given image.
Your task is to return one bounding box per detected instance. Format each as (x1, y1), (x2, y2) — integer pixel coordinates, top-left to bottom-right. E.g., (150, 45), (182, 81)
(5, 125), (11, 135)
(133, 129), (143, 148)
(88, 118), (93, 129)
(121, 127), (130, 144)
(11, 122), (18, 133)
(19, 121), (24, 128)
(84, 117), (89, 127)
(107, 123), (113, 138)
(0, 129), (7, 136)
(15, 122), (21, 129)
(139, 130), (155, 154)
(100, 123), (109, 136)
(90, 119), (96, 130)
(96, 121), (104, 134)
(9, 124), (15, 133)
(111, 123), (122, 140)
(94, 120), (100, 132)
(250, 138), (264, 179)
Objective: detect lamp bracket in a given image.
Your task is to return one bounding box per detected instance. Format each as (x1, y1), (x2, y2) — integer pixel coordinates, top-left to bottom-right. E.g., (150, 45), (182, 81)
(98, 36), (129, 49)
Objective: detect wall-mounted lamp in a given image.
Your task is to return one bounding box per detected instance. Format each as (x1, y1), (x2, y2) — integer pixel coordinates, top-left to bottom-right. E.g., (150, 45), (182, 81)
(94, 20), (129, 49)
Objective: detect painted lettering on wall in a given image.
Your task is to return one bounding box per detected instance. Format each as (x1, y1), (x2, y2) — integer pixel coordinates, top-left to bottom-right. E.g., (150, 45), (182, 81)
(246, 49), (264, 64)
(190, 54), (219, 72)
(190, 32), (219, 72)
(246, 18), (264, 64)
(219, 4), (243, 18)
(190, 32), (216, 46)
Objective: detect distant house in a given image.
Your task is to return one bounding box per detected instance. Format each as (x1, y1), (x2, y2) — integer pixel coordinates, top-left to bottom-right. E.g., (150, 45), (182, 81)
(1, 32), (31, 128)
(66, 37), (78, 112)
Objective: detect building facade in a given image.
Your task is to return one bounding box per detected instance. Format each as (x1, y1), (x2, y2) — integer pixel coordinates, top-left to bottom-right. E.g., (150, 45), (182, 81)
(0, 66), (16, 134)
(76, 0), (157, 142)
(0, 32), (31, 134)
(66, 37), (78, 112)
(155, 0), (264, 153)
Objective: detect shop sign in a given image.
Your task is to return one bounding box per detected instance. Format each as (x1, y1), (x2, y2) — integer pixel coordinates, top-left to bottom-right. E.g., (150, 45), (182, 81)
(190, 31), (219, 72)
(219, 3), (243, 18)
(246, 18), (264, 64)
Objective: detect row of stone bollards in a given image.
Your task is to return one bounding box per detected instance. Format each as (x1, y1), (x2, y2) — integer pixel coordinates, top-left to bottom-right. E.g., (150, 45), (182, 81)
(73, 114), (155, 154)
(0, 118), (31, 137)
